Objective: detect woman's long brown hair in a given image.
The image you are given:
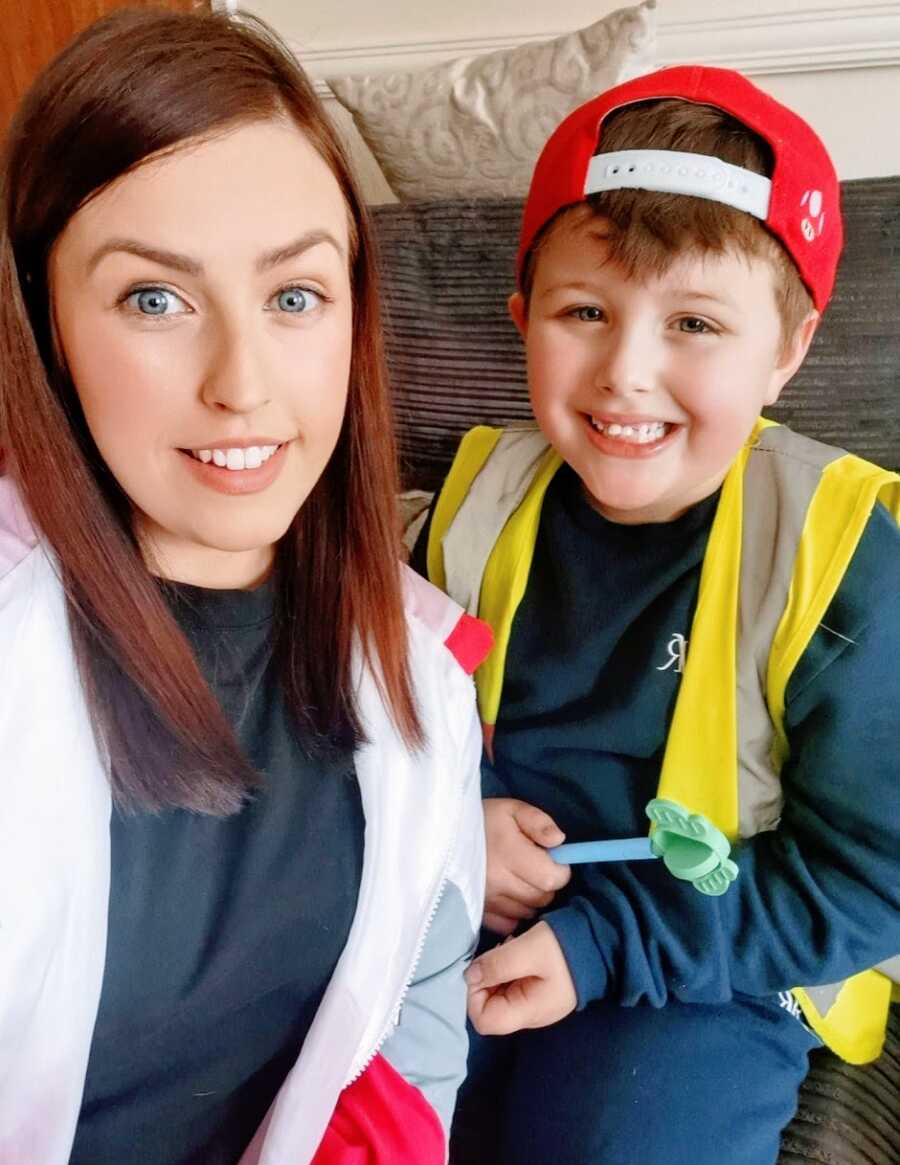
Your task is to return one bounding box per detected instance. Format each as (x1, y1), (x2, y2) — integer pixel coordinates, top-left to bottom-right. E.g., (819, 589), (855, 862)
(0, 8), (421, 814)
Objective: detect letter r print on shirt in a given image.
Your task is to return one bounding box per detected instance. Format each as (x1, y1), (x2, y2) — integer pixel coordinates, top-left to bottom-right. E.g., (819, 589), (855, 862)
(657, 633), (687, 674)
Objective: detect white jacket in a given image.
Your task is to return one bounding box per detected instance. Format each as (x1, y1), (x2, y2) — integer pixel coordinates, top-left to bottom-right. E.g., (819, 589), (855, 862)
(0, 476), (486, 1164)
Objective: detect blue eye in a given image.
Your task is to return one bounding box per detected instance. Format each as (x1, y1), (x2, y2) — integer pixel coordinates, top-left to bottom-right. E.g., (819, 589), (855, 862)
(124, 287), (187, 316)
(126, 286), (183, 314)
(272, 287), (322, 314)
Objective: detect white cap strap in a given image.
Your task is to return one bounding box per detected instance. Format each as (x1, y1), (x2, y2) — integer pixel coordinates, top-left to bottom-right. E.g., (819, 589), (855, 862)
(584, 149), (772, 219)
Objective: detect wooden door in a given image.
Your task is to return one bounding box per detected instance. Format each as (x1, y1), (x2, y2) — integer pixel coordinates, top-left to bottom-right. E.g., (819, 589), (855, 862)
(0, 0), (210, 136)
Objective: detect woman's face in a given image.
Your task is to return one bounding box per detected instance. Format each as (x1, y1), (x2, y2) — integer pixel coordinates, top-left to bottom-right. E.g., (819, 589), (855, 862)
(50, 119), (353, 588)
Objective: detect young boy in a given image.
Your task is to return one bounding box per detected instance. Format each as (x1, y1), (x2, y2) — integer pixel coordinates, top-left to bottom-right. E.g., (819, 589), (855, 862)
(416, 67), (900, 1164)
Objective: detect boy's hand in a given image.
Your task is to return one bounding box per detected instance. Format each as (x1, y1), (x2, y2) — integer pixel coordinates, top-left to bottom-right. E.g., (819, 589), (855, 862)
(483, 798), (571, 935)
(466, 921), (577, 1035)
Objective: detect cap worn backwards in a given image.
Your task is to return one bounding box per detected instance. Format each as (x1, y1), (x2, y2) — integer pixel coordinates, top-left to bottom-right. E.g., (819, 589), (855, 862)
(517, 65), (843, 311)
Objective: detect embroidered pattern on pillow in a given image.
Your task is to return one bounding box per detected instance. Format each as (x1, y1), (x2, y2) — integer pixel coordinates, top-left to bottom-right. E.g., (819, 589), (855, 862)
(327, 2), (657, 201)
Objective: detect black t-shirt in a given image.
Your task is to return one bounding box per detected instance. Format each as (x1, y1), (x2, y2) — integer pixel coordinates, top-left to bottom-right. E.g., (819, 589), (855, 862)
(71, 579), (364, 1165)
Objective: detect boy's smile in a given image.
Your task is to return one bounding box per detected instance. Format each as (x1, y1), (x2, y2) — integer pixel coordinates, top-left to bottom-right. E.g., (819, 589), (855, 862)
(586, 413), (677, 457)
(510, 219), (817, 524)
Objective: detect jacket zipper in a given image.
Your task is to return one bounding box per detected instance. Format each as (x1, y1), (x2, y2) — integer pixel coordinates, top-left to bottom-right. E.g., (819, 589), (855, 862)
(344, 786), (463, 1087)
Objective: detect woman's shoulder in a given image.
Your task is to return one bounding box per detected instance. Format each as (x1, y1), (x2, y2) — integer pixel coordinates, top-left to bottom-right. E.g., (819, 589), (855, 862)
(400, 564), (492, 677)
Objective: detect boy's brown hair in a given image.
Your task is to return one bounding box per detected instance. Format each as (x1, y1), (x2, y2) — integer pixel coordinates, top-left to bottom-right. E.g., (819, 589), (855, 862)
(520, 98), (815, 344)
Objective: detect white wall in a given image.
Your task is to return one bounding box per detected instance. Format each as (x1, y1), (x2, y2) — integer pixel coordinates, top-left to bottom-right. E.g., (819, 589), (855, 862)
(235, 0), (900, 196)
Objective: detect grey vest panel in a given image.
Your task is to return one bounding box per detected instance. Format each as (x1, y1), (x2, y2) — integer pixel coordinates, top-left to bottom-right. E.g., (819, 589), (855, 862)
(876, 955), (900, 983)
(733, 427), (898, 998)
(736, 426), (845, 837)
(441, 424), (549, 616)
(803, 980), (842, 1015)
(806, 955), (900, 1015)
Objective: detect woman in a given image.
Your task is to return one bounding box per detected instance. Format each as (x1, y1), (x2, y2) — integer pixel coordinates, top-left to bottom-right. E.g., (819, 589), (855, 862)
(0, 9), (488, 1164)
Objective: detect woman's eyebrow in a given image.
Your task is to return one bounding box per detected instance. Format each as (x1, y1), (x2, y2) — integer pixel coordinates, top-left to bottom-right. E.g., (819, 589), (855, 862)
(86, 229), (345, 277)
(257, 230), (345, 271)
(87, 239), (202, 276)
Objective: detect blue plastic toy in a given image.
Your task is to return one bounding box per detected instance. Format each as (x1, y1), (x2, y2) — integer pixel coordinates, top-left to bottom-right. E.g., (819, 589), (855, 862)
(549, 797), (739, 897)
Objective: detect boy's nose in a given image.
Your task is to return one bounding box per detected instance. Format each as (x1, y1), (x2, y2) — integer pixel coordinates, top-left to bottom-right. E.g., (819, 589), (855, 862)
(593, 329), (654, 397)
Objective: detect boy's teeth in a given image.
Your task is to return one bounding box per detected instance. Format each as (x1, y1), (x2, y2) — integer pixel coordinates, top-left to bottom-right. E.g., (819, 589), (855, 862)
(591, 419), (668, 444)
(191, 444), (279, 470)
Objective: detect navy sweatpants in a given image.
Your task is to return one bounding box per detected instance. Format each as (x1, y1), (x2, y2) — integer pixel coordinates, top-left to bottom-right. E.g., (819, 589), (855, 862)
(451, 994), (820, 1165)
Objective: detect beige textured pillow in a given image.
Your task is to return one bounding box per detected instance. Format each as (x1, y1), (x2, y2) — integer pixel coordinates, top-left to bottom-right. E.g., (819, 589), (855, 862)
(327, 2), (657, 202)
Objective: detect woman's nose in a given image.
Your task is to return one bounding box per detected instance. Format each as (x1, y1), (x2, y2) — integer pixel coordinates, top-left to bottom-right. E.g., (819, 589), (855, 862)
(200, 321), (271, 415)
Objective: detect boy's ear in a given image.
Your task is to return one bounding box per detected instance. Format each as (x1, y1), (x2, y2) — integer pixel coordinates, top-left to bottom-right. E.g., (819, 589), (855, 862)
(765, 310), (820, 406)
(508, 292), (528, 339)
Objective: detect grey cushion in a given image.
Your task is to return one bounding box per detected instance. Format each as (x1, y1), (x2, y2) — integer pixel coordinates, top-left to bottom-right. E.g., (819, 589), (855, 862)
(328, 1), (656, 203)
(373, 177), (900, 490)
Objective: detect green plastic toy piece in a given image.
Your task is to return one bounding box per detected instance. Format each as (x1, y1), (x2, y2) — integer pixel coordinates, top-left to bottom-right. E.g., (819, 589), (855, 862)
(645, 798), (738, 896)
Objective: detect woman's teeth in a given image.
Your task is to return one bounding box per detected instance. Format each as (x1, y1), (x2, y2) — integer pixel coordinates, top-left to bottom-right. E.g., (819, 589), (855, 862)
(590, 419), (669, 444)
(191, 444), (280, 470)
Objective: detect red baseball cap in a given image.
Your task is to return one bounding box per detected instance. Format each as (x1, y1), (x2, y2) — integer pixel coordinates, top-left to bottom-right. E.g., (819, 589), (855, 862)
(517, 65), (842, 311)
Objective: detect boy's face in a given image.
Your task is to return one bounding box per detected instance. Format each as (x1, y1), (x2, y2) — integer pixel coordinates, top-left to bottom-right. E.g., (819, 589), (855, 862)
(510, 218), (817, 524)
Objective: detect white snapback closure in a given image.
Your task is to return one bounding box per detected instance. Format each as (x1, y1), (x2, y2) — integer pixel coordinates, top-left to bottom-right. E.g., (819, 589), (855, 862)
(584, 149), (772, 219)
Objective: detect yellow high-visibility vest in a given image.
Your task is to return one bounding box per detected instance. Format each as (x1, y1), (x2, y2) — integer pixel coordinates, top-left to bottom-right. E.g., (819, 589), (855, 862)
(428, 418), (900, 1063)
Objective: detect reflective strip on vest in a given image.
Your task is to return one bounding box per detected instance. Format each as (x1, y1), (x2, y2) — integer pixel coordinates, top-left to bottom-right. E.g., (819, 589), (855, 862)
(735, 423), (844, 834)
(429, 425), (561, 729)
(428, 420), (899, 1062)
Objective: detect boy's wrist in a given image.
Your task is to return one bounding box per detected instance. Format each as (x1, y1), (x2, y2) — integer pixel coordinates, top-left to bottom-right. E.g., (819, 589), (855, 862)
(543, 902), (617, 1009)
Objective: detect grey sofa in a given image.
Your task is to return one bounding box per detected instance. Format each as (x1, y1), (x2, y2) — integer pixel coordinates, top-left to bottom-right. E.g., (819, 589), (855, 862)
(371, 177), (900, 1164)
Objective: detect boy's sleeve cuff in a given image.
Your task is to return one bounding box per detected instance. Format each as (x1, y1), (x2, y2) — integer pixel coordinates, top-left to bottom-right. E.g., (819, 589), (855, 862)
(543, 902), (617, 1010)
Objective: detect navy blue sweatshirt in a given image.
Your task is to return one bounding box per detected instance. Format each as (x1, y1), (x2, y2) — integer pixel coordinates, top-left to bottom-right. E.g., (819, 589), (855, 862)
(414, 461), (900, 1010)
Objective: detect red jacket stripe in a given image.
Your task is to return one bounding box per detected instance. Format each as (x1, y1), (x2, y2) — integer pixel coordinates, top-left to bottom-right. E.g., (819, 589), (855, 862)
(311, 1053), (444, 1164)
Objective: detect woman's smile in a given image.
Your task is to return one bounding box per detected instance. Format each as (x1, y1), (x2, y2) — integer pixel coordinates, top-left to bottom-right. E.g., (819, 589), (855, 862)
(179, 439), (290, 495)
